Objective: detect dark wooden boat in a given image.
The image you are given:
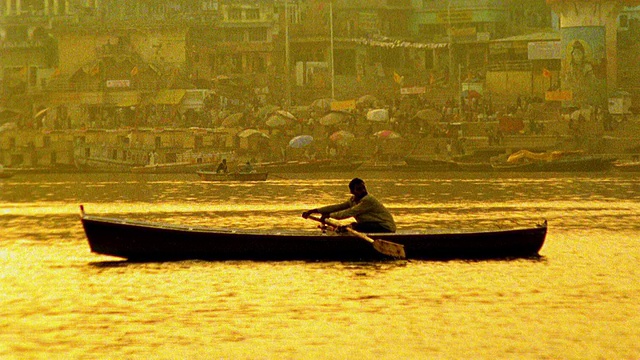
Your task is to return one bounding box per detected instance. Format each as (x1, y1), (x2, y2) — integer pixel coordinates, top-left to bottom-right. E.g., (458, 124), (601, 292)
(197, 170), (268, 181)
(80, 207), (548, 261)
(253, 159), (362, 173)
(403, 156), (457, 171)
(0, 171), (13, 179)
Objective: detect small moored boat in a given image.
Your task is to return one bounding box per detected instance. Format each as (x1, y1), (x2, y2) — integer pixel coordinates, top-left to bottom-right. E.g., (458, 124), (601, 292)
(79, 206), (548, 261)
(197, 170), (268, 181)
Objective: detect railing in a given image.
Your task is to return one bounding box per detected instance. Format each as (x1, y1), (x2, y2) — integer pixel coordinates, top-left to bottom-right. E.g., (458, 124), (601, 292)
(486, 60), (533, 72)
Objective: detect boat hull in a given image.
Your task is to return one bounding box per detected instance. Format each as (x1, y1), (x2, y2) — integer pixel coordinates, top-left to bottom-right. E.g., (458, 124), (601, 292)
(81, 215), (548, 261)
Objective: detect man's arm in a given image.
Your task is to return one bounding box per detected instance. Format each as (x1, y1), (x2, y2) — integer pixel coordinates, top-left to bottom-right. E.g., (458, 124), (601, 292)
(330, 198), (374, 220)
(302, 201), (351, 219)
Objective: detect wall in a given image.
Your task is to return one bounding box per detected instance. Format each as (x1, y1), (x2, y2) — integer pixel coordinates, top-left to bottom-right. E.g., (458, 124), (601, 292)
(485, 70), (532, 101)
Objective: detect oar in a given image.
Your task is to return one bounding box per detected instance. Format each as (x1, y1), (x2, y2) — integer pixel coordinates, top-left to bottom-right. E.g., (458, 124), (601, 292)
(306, 215), (406, 259)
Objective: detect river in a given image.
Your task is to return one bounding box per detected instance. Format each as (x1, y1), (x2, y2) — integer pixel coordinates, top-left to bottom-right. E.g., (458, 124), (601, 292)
(0, 171), (638, 359)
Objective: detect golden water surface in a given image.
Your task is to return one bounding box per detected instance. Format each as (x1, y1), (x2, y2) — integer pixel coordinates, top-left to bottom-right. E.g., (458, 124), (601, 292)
(0, 172), (638, 359)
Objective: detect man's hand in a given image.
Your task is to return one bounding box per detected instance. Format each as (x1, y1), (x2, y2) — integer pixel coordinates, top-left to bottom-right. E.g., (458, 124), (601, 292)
(301, 209), (317, 219)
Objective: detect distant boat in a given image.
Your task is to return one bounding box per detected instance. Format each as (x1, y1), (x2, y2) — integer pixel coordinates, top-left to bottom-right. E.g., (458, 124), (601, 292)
(197, 170), (268, 182)
(254, 159), (362, 173)
(0, 172), (13, 179)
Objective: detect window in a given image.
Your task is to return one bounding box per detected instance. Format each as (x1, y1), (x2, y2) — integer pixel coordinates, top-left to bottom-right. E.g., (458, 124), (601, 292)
(620, 15), (629, 28)
(249, 55), (266, 73)
(248, 28), (267, 42)
(246, 8), (259, 20)
(227, 29), (244, 42)
(230, 54), (243, 73)
(229, 8), (242, 20)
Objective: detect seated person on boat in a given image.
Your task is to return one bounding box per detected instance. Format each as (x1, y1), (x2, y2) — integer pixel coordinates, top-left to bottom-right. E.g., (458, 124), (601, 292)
(216, 159), (228, 174)
(302, 178), (396, 233)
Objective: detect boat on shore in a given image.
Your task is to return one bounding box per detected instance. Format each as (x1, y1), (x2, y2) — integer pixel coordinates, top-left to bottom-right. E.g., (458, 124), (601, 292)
(79, 207), (548, 261)
(491, 150), (615, 172)
(132, 161), (217, 174)
(196, 170), (268, 181)
(612, 160), (640, 172)
(253, 159), (362, 173)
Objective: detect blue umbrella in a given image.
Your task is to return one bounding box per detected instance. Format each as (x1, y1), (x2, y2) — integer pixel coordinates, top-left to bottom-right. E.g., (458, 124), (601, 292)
(288, 135), (313, 148)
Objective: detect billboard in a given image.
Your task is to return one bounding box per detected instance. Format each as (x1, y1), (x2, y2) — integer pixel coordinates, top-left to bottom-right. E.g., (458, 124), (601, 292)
(560, 26), (607, 106)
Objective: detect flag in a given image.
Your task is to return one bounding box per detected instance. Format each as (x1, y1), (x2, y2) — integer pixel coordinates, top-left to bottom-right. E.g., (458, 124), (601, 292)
(51, 68), (60, 77)
(130, 66), (139, 76)
(542, 68), (551, 78)
(393, 71), (404, 85)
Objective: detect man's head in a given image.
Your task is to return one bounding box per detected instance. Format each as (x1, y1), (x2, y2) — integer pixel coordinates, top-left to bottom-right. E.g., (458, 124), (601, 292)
(348, 178), (367, 198)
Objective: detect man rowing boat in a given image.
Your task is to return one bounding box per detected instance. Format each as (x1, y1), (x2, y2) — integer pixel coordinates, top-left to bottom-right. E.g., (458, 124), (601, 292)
(302, 178), (396, 233)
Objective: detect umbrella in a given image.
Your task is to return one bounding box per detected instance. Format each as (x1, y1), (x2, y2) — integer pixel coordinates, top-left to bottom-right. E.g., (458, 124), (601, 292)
(570, 108), (591, 121)
(310, 98), (332, 112)
(319, 111), (351, 126)
(356, 95), (377, 107)
(329, 130), (355, 146)
(413, 109), (441, 122)
(288, 135), (314, 148)
(366, 109), (389, 122)
(274, 110), (296, 121)
(256, 104), (280, 120)
(373, 130), (401, 139)
(34, 108), (49, 119)
(265, 115), (287, 128)
(222, 112), (244, 127)
(237, 128), (269, 139)
(266, 110), (297, 128)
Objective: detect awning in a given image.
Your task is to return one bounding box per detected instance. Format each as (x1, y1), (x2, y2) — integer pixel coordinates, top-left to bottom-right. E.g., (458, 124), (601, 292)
(105, 91), (141, 107)
(153, 89), (186, 105)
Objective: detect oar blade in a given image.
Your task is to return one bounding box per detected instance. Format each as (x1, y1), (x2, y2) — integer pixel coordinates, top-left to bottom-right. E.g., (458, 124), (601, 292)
(373, 239), (406, 259)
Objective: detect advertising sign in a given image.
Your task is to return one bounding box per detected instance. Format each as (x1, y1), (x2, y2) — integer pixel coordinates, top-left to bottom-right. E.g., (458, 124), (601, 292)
(560, 26), (606, 106)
